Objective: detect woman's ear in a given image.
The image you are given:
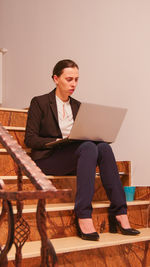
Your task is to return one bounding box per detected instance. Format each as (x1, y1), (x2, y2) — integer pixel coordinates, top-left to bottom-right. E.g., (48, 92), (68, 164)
(53, 75), (58, 84)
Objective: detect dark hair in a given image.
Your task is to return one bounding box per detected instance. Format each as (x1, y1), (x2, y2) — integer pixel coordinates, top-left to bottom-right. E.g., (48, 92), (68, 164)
(52, 59), (79, 79)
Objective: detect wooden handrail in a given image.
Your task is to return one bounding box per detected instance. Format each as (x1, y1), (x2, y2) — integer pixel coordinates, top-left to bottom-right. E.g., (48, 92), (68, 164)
(0, 123), (64, 266)
(0, 123), (56, 191)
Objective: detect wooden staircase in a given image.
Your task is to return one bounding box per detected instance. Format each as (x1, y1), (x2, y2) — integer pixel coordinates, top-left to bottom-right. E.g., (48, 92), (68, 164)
(0, 107), (150, 267)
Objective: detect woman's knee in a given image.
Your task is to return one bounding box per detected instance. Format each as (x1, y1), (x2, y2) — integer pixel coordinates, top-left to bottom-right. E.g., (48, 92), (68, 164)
(77, 141), (98, 158)
(97, 142), (113, 155)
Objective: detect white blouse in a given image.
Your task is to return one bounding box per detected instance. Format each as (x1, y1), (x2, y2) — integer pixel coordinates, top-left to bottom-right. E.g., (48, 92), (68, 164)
(56, 96), (74, 138)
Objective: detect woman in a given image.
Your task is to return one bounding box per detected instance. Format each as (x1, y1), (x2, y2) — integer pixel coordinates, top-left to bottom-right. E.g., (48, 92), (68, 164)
(25, 59), (140, 241)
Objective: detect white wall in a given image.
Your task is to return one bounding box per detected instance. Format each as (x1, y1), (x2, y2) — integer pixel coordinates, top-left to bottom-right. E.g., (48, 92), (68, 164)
(0, 0), (150, 185)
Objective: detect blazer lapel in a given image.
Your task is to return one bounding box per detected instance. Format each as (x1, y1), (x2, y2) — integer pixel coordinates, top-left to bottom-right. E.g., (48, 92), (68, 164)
(48, 88), (59, 123)
(48, 89), (62, 136)
(70, 97), (80, 120)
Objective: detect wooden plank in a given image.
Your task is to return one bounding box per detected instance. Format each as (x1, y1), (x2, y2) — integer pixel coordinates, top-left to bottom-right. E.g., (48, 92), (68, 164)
(0, 108), (27, 113)
(0, 110), (27, 127)
(9, 200), (150, 213)
(0, 200), (149, 243)
(7, 228), (150, 260)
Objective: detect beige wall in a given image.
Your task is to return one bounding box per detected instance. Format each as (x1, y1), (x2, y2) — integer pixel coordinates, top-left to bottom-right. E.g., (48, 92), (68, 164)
(1, 0), (150, 185)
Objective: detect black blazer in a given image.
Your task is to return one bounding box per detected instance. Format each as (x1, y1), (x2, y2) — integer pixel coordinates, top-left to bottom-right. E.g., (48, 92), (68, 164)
(25, 88), (81, 160)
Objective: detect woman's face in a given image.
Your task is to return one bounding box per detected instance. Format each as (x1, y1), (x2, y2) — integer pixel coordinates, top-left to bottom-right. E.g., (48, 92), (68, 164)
(54, 67), (79, 100)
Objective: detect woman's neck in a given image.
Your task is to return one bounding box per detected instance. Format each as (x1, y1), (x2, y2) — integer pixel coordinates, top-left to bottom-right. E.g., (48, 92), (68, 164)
(55, 88), (69, 102)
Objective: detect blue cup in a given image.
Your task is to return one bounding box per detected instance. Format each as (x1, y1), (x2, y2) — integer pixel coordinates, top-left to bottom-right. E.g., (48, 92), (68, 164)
(124, 186), (136, 201)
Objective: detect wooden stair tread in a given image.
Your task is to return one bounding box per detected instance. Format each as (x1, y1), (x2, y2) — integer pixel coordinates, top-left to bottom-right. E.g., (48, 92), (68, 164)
(8, 228), (150, 260)
(0, 148), (31, 153)
(0, 174), (81, 180)
(0, 170), (127, 181)
(0, 175), (78, 180)
(10, 200), (150, 213)
(0, 107), (28, 112)
(4, 126), (26, 131)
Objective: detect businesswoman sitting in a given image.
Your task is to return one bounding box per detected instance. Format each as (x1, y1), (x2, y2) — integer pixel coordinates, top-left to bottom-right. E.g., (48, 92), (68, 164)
(25, 59), (140, 241)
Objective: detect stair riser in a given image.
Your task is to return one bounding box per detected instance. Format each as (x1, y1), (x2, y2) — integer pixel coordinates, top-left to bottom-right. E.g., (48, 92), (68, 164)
(0, 154), (130, 182)
(0, 110), (27, 127)
(7, 240), (150, 267)
(3, 178), (129, 204)
(53, 241), (150, 267)
(18, 205), (150, 240)
(2, 182), (150, 204)
(0, 204), (148, 244)
(2, 180), (150, 206)
(0, 154), (17, 176)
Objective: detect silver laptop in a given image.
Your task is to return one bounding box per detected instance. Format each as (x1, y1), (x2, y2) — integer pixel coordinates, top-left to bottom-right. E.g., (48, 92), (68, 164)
(45, 103), (127, 147)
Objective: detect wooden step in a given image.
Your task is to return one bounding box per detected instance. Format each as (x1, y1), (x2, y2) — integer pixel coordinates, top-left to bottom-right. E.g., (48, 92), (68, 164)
(1, 177), (129, 205)
(0, 108), (27, 127)
(0, 148), (30, 153)
(0, 151), (130, 182)
(15, 200), (150, 240)
(1, 200), (149, 244)
(0, 107), (27, 113)
(7, 228), (150, 267)
(11, 200), (150, 213)
(0, 171), (126, 180)
(4, 126), (26, 131)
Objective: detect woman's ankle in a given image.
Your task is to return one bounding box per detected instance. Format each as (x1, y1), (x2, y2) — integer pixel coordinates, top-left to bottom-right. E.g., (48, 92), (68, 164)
(116, 214), (131, 229)
(78, 218), (96, 234)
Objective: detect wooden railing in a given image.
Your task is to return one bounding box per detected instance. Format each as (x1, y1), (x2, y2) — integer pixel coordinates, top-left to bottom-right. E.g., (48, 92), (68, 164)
(0, 123), (69, 267)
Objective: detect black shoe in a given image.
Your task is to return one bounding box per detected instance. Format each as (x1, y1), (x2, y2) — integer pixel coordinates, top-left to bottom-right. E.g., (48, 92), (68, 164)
(75, 217), (99, 241)
(108, 215), (140, 235)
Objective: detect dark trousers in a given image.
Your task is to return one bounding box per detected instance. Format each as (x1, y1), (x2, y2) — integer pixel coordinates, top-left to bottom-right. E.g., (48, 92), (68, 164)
(35, 141), (127, 218)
